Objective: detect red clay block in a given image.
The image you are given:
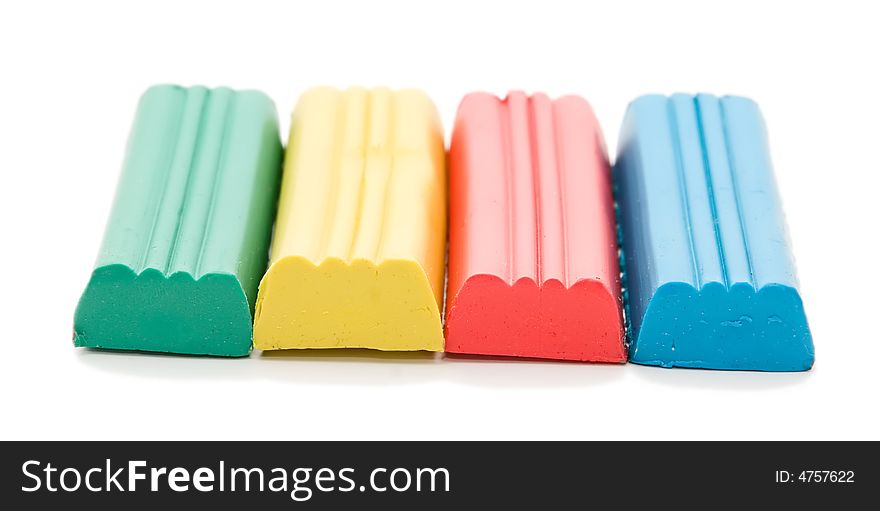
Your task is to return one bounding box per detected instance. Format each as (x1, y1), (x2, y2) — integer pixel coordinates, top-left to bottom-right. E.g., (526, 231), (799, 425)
(445, 92), (625, 362)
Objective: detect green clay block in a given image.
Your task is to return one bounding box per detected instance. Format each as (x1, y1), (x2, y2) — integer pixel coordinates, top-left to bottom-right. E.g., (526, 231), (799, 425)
(74, 85), (283, 356)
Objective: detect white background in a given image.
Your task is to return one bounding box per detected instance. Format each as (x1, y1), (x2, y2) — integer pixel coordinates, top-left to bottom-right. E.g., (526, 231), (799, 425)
(1, 0), (877, 440)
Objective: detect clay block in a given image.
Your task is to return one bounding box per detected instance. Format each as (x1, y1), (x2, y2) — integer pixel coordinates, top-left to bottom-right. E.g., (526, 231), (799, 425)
(74, 85), (283, 356)
(445, 92), (625, 362)
(253, 87), (446, 351)
(615, 94), (814, 371)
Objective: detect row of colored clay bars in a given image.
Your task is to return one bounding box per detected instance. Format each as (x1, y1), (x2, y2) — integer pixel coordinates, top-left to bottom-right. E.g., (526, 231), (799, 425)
(73, 86), (813, 371)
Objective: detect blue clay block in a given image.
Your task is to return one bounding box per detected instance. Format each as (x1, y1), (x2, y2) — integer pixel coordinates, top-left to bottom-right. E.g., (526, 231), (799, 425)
(614, 94), (814, 371)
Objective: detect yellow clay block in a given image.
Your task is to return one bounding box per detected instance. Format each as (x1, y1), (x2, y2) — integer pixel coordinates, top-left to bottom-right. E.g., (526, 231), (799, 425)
(253, 87), (446, 351)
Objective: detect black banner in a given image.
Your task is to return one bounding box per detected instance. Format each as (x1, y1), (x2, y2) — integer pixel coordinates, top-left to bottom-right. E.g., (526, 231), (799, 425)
(2, 441), (875, 508)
